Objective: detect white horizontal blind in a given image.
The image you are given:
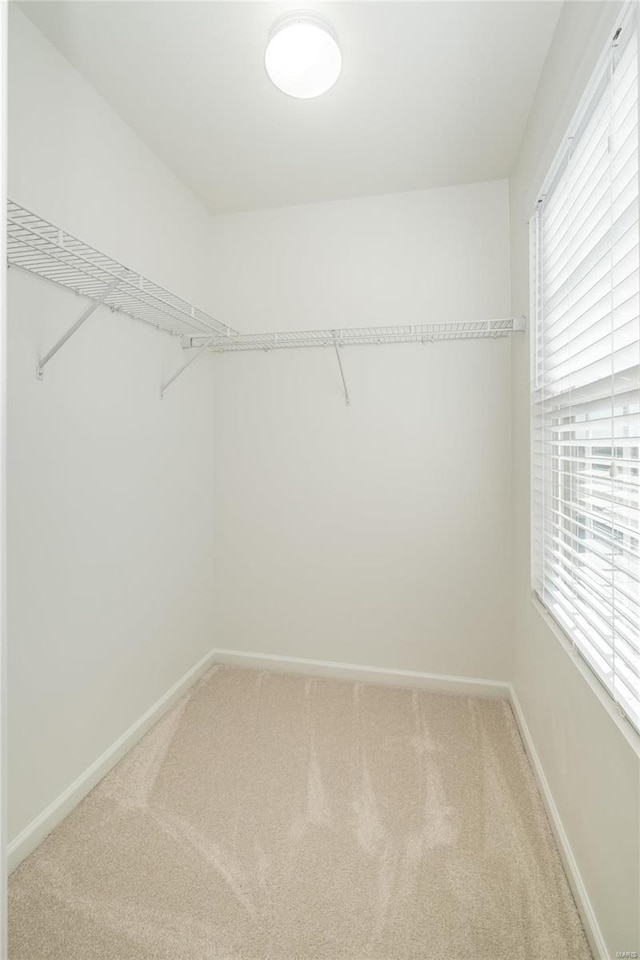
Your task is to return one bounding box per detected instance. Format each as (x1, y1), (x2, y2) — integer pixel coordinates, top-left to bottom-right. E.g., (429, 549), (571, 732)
(531, 6), (640, 733)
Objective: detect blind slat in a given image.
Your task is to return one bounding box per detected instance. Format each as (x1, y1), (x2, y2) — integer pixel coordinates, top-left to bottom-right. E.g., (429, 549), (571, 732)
(532, 5), (640, 734)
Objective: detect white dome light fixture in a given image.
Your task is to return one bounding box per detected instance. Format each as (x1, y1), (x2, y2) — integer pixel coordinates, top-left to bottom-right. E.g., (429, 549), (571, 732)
(265, 11), (342, 99)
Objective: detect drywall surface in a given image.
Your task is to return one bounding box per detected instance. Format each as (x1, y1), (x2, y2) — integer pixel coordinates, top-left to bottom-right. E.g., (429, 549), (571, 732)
(208, 180), (513, 680)
(7, 9), (216, 842)
(509, 1), (640, 955)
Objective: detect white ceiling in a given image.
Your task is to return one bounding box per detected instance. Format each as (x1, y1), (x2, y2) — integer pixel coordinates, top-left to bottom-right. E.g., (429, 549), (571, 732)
(20, 1), (562, 215)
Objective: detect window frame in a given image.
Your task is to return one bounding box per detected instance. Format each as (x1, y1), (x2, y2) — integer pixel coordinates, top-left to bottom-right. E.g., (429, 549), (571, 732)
(529, 0), (640, 735)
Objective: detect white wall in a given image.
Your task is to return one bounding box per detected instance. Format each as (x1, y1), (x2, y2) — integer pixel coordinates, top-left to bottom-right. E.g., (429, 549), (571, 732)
(509, 2), (640, 956)
(8, 8), (514, 855)
(7, 9), (217, 843)
(208, 181), (513, 680)
(8, 3), (640, 952)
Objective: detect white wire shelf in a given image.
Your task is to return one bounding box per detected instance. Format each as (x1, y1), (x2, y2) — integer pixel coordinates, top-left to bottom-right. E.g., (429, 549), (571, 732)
(6, 199), (525, 394)
(190, 318), (524, 352)
(7, 200), (234, 340)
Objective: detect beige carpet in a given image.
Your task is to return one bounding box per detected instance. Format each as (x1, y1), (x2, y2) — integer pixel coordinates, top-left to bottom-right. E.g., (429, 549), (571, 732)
(9, 666), (591, 960)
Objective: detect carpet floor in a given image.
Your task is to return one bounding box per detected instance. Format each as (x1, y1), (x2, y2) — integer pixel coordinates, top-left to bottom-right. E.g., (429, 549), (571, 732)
(9, 665), (592, 960)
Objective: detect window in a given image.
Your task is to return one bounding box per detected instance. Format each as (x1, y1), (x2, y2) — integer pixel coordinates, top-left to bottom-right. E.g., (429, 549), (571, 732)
(531, 4), (640, 732)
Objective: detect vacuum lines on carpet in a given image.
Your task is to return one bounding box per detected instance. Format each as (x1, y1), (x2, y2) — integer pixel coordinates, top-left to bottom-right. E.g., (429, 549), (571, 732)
(9, 665), (591, 959)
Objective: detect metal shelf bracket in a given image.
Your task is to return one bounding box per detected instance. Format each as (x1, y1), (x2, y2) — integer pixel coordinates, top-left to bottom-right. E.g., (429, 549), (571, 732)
(36, 278), (121, 380)
(332, 330), (350, 406)
(161, 337), (215, 398)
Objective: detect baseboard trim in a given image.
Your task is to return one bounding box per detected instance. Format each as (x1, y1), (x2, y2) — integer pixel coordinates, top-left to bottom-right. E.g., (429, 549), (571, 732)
(211, 647), (510, 699)
(7, 648), (218, 873)
(509, 685), (609, 960)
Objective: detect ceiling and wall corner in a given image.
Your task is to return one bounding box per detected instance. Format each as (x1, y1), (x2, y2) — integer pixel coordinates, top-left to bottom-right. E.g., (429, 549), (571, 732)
(19, 0), (562, 215)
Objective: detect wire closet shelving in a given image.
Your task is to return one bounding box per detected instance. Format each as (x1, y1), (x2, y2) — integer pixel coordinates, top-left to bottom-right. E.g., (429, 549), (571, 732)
(188, 319), (522, 352)
(7, 200), (525, 398)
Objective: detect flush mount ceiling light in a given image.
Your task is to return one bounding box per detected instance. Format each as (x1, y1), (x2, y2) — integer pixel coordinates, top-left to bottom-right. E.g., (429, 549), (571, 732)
(265, 12), (342, 99)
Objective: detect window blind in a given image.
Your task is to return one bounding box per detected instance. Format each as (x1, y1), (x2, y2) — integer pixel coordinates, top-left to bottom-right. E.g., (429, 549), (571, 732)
(531, 5), (640, 733)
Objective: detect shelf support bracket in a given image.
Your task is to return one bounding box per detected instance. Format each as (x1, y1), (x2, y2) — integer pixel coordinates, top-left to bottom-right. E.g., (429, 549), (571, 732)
(36, 279), (121, 380)
(332, 331), (350, 406)
(161, 337), (214, 398)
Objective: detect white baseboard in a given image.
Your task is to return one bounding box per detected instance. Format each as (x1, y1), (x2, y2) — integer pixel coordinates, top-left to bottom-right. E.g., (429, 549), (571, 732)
(8, 648), (218, 873)
(211, 647), (511, 699)
(509, 685), (609, 960)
